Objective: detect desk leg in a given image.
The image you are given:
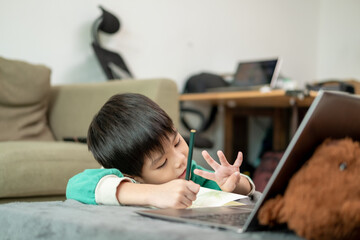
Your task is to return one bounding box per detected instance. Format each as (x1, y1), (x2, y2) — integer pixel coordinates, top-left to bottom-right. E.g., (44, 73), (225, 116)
(224, 107), (234, 161)
(273, 108), (289, 151)
(224, 107), (248, 164)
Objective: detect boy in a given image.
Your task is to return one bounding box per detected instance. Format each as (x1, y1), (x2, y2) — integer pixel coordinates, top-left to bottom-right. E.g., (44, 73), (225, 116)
(66, 93), (255, 209)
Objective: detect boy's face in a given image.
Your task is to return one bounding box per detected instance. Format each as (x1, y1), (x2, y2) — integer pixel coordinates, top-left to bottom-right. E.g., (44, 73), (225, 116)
(135, 132), (189, 184)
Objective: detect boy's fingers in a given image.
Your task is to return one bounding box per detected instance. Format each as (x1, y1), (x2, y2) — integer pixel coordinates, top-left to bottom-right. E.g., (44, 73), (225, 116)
(185, 191), (197, 201)
(217, 150), (230, 166)
(187, 194), (197, 202)
(187, 181), (200, 193)
(233, 151), (243, 168)
(201, 150), (219, 170)
(223, 172), (240, 191)
(193, 169), (216, 181)
(177, 199), (191, 209)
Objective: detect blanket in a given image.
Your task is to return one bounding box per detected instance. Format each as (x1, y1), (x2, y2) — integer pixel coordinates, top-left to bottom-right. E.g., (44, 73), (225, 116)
(0, 200), (303, 240)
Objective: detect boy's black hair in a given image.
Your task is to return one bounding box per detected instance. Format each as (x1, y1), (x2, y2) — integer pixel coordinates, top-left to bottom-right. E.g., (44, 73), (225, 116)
(87, 93), (176, 177)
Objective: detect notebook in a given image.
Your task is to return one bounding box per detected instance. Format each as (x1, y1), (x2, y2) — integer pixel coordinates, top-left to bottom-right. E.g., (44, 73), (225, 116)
(137, 91), (360, 233)
(207, 58), (282, 92)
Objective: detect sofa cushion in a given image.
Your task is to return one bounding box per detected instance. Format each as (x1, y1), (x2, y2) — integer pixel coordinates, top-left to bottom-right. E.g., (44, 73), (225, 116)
(0, 57), (54, 141)
(49, 79), (179, 140)
(0, 141), (100, 198)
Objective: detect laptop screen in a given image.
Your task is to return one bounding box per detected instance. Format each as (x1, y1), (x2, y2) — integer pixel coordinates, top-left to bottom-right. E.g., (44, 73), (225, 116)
(233, 59), (280, 88)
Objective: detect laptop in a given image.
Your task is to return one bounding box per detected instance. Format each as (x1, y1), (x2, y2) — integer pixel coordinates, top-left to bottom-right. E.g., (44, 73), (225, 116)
(207, 58), (282, 92)
(136, 91), (360, 233)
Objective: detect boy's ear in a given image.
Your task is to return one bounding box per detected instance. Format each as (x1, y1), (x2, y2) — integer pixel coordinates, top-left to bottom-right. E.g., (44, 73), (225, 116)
(132, 176), (144, 183)
(124, 174), (144, 183)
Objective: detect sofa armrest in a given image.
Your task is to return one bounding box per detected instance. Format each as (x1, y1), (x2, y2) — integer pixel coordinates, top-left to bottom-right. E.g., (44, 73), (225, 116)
(48, 79), (179, 141)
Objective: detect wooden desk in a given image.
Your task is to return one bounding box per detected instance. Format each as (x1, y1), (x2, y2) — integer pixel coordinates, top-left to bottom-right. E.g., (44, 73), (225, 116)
(180, 90), (317, 162)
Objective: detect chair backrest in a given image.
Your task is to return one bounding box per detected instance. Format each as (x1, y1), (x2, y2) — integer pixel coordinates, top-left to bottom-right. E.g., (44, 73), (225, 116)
(183, 73), (228, 94)
(91, 6), (133, 80)
(180, 73), (228, 148)
(181, 72), (228, 132)
(92, 43), (133, 80)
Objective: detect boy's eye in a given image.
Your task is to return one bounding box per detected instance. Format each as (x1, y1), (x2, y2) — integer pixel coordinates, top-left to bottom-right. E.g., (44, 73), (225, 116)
(174, 138), (181, 147)
(157, 159), (167, 169)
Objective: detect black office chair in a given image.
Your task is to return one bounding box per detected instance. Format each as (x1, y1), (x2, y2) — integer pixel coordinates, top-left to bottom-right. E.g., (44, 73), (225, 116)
(181, 73), (229, 148)
(91, 6), (133, 80)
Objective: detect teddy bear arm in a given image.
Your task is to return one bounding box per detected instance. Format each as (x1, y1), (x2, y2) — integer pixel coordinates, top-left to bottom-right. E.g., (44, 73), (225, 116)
(258, 195), (285, 227)
(337, 200), (360, 240)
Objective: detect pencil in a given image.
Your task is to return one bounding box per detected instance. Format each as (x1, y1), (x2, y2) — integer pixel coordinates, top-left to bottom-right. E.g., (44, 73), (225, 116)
(185, 129), (196, 180)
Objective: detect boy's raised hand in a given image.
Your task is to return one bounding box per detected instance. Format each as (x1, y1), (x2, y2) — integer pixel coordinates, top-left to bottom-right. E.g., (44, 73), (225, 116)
(194, 150), (243, 192)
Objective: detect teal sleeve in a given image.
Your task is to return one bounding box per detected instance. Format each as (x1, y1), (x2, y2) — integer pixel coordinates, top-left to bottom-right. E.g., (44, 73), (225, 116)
(190, 161), (221, 191)
(66, 168), (124, 205)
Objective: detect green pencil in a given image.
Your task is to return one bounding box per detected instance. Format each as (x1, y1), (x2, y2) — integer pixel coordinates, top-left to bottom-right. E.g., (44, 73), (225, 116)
(185, 129), (196, 180)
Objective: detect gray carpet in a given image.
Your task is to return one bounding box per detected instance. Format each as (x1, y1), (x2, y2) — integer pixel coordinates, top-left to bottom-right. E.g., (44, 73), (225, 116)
(0, 200), (304, 240)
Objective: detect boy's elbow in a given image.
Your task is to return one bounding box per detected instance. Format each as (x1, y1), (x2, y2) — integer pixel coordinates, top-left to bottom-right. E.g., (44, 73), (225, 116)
(65, 174), (97, 205)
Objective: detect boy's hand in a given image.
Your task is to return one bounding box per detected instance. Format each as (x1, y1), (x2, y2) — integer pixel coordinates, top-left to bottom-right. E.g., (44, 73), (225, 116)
(150, 180), (200, 209)
(194, 150), (243, 192)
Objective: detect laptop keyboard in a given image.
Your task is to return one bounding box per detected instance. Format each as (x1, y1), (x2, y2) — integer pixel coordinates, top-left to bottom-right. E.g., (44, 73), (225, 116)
(183, 212), (251, 226)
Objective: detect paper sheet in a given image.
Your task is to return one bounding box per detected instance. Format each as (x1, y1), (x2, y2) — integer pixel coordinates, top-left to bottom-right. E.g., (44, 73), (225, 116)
(189, 187), (248, 208)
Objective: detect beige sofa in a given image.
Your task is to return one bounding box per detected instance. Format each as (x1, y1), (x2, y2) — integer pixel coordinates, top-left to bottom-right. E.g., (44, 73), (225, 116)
(0, 58), (179, 203)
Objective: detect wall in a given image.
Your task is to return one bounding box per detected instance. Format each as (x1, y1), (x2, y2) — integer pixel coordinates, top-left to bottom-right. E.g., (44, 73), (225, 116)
(1, 0), (359, 168)
(1, 0), (321, 88)
(2, 1), (359, 86)
(316, 0), (360, 81)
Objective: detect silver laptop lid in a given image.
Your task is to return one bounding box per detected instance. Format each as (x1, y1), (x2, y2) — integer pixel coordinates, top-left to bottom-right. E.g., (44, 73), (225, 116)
(232, 58), (282, 88)
(243, 90), (360, 231)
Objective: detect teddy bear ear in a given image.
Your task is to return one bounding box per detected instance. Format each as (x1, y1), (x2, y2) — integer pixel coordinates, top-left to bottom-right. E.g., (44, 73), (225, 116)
(258, 195), (284, 227)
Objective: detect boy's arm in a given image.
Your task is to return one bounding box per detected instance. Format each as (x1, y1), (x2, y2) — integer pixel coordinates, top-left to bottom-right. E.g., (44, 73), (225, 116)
(66, 168), (134, 205)
(234, 174), (256, 196)
(67, 168), (200, 208)
(116, 180), (200, 209)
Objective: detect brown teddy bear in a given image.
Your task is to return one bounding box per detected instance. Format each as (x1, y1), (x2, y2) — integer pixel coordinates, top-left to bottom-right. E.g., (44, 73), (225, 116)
(258, 138), (360, 240)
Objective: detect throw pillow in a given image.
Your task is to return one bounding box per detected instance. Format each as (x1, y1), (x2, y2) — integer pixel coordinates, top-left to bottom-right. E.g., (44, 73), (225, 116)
(0, 56), (54, 141)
